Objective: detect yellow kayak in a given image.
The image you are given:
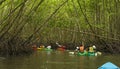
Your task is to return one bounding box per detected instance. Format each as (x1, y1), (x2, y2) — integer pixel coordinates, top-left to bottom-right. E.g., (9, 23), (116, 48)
(37, 48), (44, 50)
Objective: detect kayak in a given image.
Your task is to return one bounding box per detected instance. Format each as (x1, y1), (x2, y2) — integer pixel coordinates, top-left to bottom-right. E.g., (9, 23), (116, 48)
(88, 52), (95, 56)
(37, 48), (44, 51)
(44, 48), (53, 51)
(37, 48), (52, 51)
(77, 52), (87, 56)
(98, 62), (120, 69)
(77, 52), (96, 56)
(57, 48), (65, 51)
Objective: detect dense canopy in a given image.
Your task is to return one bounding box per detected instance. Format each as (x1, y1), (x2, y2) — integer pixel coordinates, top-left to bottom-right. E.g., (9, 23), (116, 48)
(0, 0), (120, 55)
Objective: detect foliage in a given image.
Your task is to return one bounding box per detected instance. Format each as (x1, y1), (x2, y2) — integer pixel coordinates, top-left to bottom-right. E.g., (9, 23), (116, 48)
(0, 0), (120, 55)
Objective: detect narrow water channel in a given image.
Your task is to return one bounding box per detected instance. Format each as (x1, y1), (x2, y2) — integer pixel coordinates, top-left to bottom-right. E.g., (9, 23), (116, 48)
(0, 51), (120, 69)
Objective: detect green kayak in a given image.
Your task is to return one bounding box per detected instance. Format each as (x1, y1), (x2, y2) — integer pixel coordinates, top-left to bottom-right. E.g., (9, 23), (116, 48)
(77, 52), (87, 56)
(77, 52), (95, 56)
(44, 48), (53, 51)
(87, 52), (95, 56)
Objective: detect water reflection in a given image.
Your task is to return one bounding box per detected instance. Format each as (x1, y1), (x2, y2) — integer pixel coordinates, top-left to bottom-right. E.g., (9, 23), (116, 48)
(0, 51), (120, 69)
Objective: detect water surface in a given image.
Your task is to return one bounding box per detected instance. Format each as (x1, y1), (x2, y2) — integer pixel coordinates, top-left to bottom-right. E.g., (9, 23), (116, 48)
(0, 51), (120, 69)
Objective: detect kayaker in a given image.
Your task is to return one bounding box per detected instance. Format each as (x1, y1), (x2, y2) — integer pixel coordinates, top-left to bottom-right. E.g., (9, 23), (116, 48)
(79, 45), (84, 52)
(58, 45), (66, 51)
(32, 44), (37, 51)
(39, 44), (45, 48)
(88, 46), (94, 52)
(61, 45), (66, 49)
(56, 42), (66, 51)
(47, 45), (52, 49)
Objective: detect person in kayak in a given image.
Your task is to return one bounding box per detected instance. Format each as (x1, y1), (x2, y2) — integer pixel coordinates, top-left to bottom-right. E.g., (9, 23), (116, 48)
(47, 45), (52, 49)
(32, 44), (37, 51)
(61, 45), (66, 49)
(79, 45), (84, 52)
(39, 44), (45, 48)
(56, 42), (66, 51)
(88, 45), (96, 53)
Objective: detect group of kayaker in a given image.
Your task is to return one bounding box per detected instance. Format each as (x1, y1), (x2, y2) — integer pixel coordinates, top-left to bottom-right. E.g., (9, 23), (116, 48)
(33, 42), (96, 52)
(32, 42), (102, 56)
(31, 42), (66, 51)
(75, 44), (96, 53)
(36, 44), (52, 50)
(75, 44), (103, 56)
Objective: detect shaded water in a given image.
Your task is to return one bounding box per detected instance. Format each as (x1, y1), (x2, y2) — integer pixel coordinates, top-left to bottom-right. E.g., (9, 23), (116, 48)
(0, 51), (120, 69)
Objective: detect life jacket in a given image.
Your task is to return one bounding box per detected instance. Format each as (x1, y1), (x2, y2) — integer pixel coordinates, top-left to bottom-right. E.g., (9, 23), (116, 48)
(79, 46), (84, 52)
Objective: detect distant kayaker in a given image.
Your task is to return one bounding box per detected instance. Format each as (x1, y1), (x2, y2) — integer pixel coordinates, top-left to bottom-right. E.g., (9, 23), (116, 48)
(47, 45), (52, 49)
(56, 42), (66, 51)
(88, 45), (95, 52)
(39, 44), (45, 48)
(61, 45), (66, 49)
(58, 45), (66, 51)
(32, 44), (37, 51)
(79, 45), (84, 52)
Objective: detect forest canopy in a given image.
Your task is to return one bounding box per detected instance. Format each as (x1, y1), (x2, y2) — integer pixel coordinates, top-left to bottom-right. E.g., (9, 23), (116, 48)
(0, 0), (120, 55)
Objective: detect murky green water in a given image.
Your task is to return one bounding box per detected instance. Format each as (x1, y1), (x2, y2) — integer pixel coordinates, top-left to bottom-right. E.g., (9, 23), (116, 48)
(0, 51), (120, 69)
